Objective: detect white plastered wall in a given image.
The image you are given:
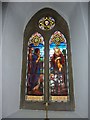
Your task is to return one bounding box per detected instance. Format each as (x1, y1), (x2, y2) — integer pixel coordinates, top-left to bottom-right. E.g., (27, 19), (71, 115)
(2, 2), (88, 118)
(69, 2), (88, 118)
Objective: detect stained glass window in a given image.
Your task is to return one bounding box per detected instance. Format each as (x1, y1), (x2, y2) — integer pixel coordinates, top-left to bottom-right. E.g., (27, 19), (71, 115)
(21, 8), (74, 111)
(25, 32), (44, 101)
(39, 17), (55, 30)
(49, 31), (69, 102)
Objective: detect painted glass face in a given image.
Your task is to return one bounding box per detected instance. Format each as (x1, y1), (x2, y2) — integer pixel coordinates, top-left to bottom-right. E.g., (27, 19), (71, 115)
(49, 31), (69, 102)
(39, 16), (55, 30)
(25, 32), (44, 101)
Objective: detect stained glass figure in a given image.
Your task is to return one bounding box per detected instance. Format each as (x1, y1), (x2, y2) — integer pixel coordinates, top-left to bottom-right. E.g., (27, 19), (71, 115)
(39, 17), (55, 30)
(49, 31), (69, 102)
(25, 32), (44, 101)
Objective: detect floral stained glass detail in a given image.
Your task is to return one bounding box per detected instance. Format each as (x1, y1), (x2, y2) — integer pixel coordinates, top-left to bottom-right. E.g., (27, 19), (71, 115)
(29, 32), (44, 46)
(49, 31), (69, 102)
(49, 31), (66, 45)
(25, 32), (44, 101)
(39, 17), (55, 30)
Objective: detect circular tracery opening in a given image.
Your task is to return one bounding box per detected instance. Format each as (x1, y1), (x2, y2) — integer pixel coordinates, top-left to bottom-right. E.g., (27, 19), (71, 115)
(39, 16), (55, 30)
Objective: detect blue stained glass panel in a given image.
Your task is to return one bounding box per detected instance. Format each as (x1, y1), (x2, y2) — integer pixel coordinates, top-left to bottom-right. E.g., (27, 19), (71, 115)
(26, 33), (44, 101)
(49, 31), (69, 102)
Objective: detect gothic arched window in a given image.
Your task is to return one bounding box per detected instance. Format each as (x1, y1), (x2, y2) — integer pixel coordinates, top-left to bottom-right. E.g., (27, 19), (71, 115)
(20, 8), (75, 111)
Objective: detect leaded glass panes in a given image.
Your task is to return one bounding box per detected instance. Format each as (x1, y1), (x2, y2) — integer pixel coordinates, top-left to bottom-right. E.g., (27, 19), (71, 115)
(21, 8), (74, 110)
(25, 32), (44, 101)
(39, 17), (55, 30)
(49, 31), (69, 102)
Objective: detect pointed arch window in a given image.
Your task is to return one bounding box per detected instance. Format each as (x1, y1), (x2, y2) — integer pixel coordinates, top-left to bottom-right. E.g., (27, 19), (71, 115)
(20, 8), (75, 111)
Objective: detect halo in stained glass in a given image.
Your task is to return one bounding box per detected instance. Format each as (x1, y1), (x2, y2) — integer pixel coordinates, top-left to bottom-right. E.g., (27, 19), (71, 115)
(49, 31), (69, 102)
(49, 31), (66, 45)
(29, 32), (44, 46)
(39, 17), (55, 30)
(26, 32), (44, 101)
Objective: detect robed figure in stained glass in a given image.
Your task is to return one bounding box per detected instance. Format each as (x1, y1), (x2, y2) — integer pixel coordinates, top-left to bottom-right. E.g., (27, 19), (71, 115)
(27, 32), (44, 98)
(29, 48), (41, 91)
(51, 47), (65, 72)
(49, 31), (68, 100)
(21, 8), (74, 110)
